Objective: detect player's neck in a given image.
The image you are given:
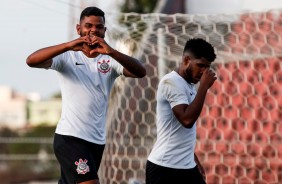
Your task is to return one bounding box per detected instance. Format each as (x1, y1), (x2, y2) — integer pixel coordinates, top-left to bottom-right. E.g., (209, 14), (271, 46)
(177, 68), (193, 84)
(82, 44), (99, 58)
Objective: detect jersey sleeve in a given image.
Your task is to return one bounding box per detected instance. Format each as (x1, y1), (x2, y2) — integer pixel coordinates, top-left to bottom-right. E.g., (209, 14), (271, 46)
(50, 52), (67, 71)
(160, 78), (189, 108)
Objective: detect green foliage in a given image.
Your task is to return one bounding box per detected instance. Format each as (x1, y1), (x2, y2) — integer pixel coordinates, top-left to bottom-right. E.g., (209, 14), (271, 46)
(51, 91), (61, 99)
(121, 0), (158, 13)
(0, 127), (19, 154)
(4, 125), (56, 154)
(0, 127), (18, 137)
(24, 125), (55, 137)
(7, 145), (53, 154)
(0, 126), (58, 183)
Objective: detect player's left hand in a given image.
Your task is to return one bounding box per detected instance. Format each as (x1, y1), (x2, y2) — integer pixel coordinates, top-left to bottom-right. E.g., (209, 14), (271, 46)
(88, 36), (113, 56)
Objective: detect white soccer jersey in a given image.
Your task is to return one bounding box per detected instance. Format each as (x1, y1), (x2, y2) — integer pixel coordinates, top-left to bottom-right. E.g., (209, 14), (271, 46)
(148, 71), (197, 169)
(50, 51), (123, 144)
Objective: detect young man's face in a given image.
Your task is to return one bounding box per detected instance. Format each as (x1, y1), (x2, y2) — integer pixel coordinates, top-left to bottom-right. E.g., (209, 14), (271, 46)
(183, 56), (211, 84)
(76, 15), (106, 38)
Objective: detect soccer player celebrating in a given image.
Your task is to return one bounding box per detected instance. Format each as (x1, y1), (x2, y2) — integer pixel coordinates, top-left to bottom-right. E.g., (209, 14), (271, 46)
(26, 7), (146, 184)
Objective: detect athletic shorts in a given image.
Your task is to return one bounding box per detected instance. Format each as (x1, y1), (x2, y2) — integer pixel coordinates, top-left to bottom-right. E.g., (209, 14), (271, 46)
(146, 160), (206, 184)
(53, 133), (105, 184)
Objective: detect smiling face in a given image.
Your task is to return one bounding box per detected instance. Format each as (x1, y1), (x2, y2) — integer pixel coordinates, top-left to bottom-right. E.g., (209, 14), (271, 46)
(181, 54), (211, 84)
(76, 15), (106, 38)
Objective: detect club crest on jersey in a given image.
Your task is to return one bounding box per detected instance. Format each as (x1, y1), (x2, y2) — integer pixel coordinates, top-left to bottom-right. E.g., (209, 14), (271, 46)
(75, 159), (90, 174)
(98, 60), (111, 73)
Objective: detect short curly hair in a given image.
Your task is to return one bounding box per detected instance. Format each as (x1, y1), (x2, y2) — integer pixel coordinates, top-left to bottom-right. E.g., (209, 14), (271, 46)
(80, 7), (105, 23)
(183, 38), (216, 62)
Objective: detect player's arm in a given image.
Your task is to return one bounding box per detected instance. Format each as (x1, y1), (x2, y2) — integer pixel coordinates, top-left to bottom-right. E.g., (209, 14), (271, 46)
(172, 69), (216, 128)
(26, 36), (90, 68)
(89, 36), (146, 78)
(26, 44), (68, 68)
(172, 85), (209, 128)
(109, 49), (146, 78)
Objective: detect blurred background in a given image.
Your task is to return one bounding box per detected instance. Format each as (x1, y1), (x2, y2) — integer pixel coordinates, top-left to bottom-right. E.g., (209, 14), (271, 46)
(0, 0), (282, 183)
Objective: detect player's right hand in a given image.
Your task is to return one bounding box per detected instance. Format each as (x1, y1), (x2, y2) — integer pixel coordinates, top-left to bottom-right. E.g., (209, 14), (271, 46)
(67, 36), (91, 52)
(200, 68), (217, 89)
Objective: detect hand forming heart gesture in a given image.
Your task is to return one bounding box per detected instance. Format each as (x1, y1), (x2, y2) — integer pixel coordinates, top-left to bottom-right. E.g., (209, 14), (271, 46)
(67, 35), (113, 58)
(86, 35), (113, 57)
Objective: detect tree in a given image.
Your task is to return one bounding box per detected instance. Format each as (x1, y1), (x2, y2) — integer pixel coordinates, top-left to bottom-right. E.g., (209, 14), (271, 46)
(121, 0), (158, 13)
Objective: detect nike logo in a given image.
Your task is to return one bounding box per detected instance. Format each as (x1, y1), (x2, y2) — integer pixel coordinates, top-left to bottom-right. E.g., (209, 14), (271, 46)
(75, 62), (85, 65)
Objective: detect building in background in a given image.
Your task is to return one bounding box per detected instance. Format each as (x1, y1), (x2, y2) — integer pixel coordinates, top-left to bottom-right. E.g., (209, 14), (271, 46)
(27, 99), (62, 127)
(0, 86), (27, 129)
(0, 85), (62, 129)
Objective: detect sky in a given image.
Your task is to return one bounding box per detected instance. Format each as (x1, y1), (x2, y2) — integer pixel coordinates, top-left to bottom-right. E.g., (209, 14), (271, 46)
(1, 0), (282, 99)
(0, 0), (70, 99)
(187, 0), (282, 14)
(0, 0), (116, 99)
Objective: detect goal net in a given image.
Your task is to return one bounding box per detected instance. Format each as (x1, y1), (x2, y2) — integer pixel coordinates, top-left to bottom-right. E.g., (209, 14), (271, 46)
(100, 10), (282, 184)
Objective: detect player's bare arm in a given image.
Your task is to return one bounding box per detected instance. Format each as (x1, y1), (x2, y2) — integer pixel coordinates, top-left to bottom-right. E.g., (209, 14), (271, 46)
(89, 36), (146, 78)
(26, 36), (91, 68)
(172, 69), (217, 128)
